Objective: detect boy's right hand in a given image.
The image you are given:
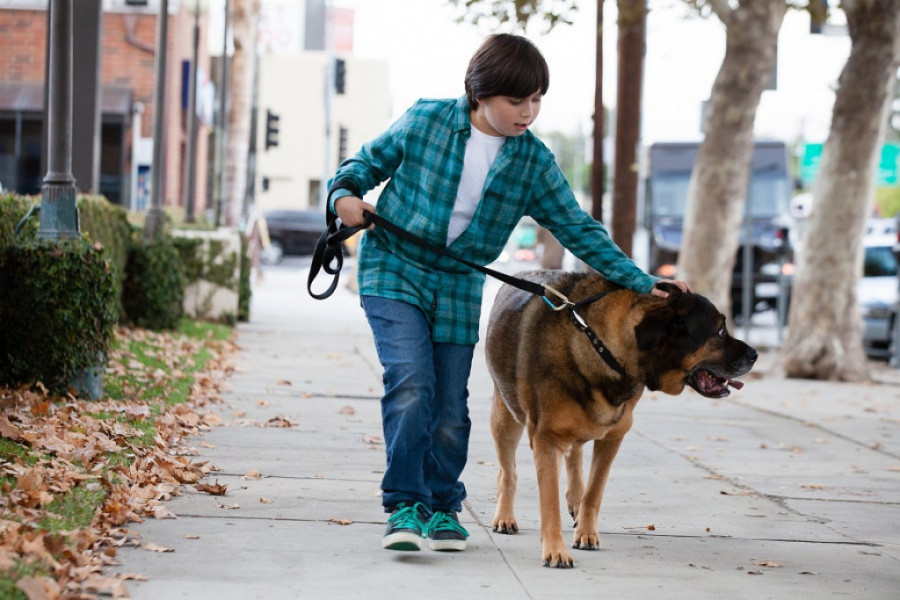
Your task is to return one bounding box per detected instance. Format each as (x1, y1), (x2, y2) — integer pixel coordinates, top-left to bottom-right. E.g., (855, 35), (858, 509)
(334, 195), (376, 229)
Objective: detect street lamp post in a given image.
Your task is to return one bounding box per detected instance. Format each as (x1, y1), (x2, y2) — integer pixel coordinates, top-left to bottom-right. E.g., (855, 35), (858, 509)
(144, 0), (169, 241)
(37, 0), (79, 241)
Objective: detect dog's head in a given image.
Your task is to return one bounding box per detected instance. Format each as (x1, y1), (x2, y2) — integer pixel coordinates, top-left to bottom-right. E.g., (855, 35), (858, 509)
(633, 283), (757, 398)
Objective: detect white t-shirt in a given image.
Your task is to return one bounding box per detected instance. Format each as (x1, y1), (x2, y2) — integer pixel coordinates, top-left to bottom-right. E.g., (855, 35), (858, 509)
(446, 127), (506, 245)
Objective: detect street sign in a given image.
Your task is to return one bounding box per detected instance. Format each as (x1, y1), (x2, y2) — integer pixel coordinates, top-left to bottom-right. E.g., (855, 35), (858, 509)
(801, 142), (899, 186)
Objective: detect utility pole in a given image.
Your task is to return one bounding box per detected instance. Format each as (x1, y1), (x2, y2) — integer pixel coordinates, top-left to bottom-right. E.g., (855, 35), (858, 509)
(37, 0), (79, 241)
(590, 0), (604, 224)
(214, 0), (231, 227)
(144, 0), (169, 241)
(611, 0), (646, 257)
(183, 0), (205, 223)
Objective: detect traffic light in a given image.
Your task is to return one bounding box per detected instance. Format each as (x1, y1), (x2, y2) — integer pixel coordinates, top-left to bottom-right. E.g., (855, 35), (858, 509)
(338, 126), (349, 163)
(334, 58), (346, 95)
(265, 109), (280, 150)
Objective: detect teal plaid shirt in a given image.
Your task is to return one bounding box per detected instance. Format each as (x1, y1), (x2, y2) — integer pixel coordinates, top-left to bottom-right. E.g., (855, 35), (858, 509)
(329, 96), (657, 345)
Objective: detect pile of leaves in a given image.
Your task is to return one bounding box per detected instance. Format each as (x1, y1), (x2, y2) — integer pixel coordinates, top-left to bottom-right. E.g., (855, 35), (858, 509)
(0, 322), (236, 599)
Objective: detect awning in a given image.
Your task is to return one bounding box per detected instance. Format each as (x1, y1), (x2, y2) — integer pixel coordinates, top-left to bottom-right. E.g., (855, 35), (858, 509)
(0, 82), (133, 117)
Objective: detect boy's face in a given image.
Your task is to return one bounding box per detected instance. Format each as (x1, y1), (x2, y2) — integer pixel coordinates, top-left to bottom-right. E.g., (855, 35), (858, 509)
(472, 91), (542, 137)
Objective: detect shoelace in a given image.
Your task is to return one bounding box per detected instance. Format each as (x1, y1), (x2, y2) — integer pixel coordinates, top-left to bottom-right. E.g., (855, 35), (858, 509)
(388, 502), (428, 531)
(425, 512), (469, 538)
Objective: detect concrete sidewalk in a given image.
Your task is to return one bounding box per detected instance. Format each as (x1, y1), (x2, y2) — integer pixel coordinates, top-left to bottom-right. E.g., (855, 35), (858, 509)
(111, 263), (900, 599)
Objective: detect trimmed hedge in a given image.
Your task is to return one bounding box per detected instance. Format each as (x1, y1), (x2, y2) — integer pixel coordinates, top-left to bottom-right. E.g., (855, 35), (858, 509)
(0, 239), (117, 393)
(122, 237), (186, 331)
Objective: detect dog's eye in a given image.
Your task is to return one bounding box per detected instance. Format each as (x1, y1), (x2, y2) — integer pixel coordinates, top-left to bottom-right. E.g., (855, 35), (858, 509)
(718, 326), (726, 338)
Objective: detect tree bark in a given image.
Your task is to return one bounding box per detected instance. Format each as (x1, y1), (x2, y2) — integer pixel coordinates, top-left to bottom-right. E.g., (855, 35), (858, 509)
(610, 0), (645, 256)
(782, 0), (900, 381)
(222, 0), (258, 226)
(677, 1), (786, 316)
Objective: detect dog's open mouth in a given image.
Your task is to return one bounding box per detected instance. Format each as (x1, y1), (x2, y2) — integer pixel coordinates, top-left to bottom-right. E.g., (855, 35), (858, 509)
(689, 369), (744, 398)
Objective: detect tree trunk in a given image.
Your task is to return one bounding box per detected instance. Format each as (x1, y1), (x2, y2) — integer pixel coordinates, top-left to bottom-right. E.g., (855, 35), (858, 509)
(781, 0), (900, 382)
(611, 0), (645, 256)
(222, 0), (257, 226)
(677, 1), (786, 316)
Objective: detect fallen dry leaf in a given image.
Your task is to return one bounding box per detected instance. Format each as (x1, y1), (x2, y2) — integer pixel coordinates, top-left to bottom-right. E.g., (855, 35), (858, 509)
(259, 497), (272, 504)
(265, 416), (294, 428)
(328, 518), (353, 526)
(275, 379), (292, 386)
(339, 405), (357, 415)
(217, 503), (240, 510)
(362, 435), (383, 445)
(196, 480), (228, 495)
(753, 560), (784, 568)
(243, 469), (262, 480)
(141, 543), (175, 553)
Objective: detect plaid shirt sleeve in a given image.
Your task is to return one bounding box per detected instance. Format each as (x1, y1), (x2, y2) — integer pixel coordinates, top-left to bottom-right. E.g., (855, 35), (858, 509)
(331, 96), (656, 346)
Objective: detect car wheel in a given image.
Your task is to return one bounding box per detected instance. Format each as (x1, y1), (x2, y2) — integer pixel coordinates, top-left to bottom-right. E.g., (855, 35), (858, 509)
(262, 240), (284, 265)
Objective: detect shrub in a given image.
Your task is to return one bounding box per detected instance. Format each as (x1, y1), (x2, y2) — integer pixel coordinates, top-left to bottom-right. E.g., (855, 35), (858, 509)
(0, 239), (117, 393)
(122, 237), (186, 330)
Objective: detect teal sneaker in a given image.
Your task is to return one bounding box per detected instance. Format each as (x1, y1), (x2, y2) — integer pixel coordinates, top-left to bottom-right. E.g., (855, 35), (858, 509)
(382, 502), (429, 551)
(425, 511), (469, 551)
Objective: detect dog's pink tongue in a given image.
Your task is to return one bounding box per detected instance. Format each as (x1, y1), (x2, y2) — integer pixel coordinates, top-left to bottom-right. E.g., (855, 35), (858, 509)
(727, 379), (744, 390)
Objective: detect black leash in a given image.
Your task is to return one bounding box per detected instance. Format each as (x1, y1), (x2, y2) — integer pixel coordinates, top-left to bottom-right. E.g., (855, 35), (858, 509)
(307, 209), (627, 376)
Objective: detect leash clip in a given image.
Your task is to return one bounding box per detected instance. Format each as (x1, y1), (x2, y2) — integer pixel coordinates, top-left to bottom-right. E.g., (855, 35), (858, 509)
(542, 285), (573, 311)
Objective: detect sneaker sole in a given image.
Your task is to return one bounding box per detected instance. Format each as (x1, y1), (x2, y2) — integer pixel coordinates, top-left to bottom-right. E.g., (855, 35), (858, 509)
(429, 539), (467, 552)
(383, 531), (423, 551)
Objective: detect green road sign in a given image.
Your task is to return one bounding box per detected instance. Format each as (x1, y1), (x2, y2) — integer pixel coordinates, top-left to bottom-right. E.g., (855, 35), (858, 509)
(801, 142), (899, 186)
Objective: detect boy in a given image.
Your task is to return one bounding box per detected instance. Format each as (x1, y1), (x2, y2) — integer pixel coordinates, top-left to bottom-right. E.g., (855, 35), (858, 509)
(328, 34), (688, 552)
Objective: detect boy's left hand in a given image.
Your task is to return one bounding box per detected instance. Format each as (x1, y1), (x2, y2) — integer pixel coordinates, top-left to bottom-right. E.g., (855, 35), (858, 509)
(651, 279), (692, 298)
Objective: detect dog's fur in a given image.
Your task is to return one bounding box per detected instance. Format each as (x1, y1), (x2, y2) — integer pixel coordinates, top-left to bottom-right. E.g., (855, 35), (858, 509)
(485, 271), (757, 568)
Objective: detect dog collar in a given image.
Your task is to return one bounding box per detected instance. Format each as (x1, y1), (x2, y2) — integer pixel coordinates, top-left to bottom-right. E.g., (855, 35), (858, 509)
(567, 291), (627, 377)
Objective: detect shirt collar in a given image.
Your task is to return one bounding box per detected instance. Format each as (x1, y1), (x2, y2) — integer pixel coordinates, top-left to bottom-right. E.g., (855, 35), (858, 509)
(454, 95), (471, 133)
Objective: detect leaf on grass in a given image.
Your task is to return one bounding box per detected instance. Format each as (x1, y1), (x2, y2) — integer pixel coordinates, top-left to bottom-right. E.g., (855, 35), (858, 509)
(195, 480), (228, 495)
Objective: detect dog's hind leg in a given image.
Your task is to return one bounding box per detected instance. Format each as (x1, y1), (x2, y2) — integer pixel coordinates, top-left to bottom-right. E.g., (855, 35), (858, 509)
(490, 387), (524, 535)
(564, 443), (584, 524)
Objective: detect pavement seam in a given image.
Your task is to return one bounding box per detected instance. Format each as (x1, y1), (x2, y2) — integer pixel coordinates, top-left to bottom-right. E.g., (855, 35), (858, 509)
(462, 500), (534, 600)
(726, 397), (900, 461)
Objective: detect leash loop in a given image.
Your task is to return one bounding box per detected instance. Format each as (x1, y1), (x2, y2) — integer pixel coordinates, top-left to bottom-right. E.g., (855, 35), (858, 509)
(541, 285), (573, 311)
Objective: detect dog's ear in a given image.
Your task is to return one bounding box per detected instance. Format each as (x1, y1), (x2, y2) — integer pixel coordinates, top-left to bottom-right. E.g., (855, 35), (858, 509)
(635, 306), (686, 351)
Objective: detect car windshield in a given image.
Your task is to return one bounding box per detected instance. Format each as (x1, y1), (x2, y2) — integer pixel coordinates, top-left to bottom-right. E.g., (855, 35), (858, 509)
(648, 173), (789, 219)
(864, 246), (898, 277)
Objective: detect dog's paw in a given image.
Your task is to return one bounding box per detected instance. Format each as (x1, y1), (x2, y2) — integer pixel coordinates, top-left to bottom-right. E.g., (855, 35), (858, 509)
(491, 516), (519, 535)
(541, 542), (574, 568)
(572, 530), (601, 551)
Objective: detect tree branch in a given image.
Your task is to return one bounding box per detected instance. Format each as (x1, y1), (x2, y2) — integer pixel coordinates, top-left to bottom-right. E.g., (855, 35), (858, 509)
(706, 0), (732, 23)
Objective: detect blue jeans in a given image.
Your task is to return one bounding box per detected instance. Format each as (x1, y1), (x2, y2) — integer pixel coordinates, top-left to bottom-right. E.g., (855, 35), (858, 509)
(361, 295), (473, 514)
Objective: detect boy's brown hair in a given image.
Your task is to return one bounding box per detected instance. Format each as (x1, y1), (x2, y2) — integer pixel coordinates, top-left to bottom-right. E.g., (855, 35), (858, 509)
(464, 34), (550, 110)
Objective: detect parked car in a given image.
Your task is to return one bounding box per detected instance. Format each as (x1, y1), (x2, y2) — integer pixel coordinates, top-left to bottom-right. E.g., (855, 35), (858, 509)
(859, 232), (899, 360)
(263, 209), (327, 264)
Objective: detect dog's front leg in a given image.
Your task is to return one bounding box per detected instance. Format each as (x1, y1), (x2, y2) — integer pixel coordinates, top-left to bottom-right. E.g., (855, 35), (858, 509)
(533, 433), (574, 568)
(573, 414), (633, 551)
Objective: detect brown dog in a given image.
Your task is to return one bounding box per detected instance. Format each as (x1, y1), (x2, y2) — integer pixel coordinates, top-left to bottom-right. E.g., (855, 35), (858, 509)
(485, 271), (757, 568)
